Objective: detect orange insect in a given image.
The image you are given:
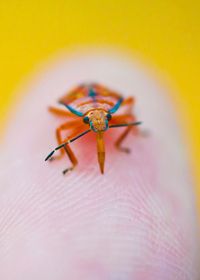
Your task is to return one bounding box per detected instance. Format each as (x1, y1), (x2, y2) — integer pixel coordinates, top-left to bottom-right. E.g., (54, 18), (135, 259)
(45, 83), (141, 174)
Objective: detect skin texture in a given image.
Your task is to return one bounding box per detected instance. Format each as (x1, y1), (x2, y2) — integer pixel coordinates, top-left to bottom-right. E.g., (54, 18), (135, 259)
(0, 51), (199, 280)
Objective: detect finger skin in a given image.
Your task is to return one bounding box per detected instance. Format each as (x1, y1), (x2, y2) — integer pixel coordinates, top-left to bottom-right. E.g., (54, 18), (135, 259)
(0, 50), (199, 280)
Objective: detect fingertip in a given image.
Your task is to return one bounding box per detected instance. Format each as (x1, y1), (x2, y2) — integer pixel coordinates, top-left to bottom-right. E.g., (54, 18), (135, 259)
(0, 49), (199, 279)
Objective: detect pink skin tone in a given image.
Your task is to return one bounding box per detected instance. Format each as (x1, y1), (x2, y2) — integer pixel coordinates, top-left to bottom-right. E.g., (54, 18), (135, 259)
(0, 51), (199, 280)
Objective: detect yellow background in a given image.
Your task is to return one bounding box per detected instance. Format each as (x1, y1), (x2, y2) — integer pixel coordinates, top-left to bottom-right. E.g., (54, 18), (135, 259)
(0, 1), (199, 208)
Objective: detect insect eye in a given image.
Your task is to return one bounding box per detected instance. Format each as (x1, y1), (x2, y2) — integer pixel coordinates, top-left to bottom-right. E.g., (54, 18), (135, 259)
(106, 113), (112, 121)
(83, 116), (89, 124)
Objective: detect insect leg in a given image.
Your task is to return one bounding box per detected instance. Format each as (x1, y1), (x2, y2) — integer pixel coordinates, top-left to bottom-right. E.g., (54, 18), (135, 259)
(120, 97), (135, 114)
(115, 126), (133, 153)
(48, 106), (75, 118)
(62, 143), (78, 174)
(46, 127), (91, 174)
(121, 97), (135, 106)
(49, 128), (79, 173)
(52, 120), (83, 160)
(111, 114), (139, 153)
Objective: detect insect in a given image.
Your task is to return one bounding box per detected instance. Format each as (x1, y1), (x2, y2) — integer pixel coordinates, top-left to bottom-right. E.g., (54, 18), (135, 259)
(45, 83), (141, 174)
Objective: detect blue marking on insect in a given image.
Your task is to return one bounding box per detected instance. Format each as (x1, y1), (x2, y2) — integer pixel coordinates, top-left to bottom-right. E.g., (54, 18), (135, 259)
(109, 98), (123, 114)
(88, 88), (96, 97)
(105, 119), (109, 130)
(59, 102), (84, 117)
(88, 88), (97, 104)
(89, 121), (96, 132)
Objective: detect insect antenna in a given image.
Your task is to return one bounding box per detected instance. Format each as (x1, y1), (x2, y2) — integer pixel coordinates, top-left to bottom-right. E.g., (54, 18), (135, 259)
(45, 129), (91, 161)
(109, 121), (142, 128)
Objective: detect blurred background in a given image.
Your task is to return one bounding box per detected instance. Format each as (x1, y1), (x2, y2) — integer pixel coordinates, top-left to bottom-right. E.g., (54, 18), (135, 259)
(0, 0), (199, 211)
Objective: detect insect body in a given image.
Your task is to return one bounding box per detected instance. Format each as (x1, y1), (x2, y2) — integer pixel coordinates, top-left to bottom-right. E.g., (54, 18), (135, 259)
(45, 83), (141, 174)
